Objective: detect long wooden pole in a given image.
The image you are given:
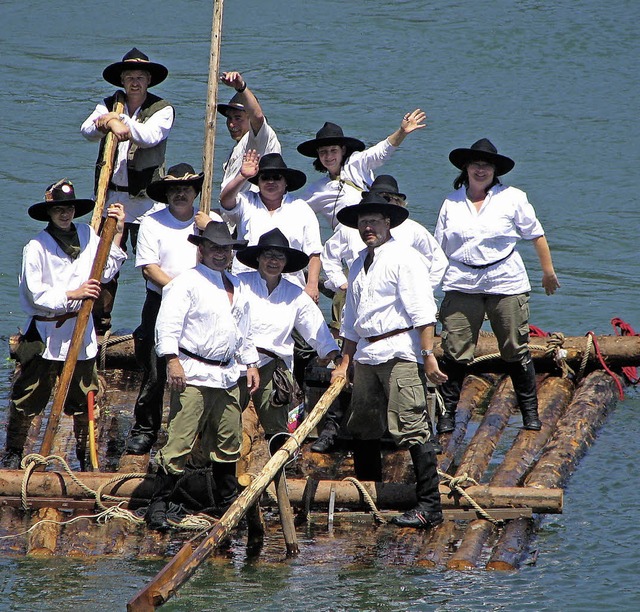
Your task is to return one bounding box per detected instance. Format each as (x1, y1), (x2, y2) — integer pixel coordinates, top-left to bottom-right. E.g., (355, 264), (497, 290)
(200, 0), (225, 214)
(39, 217), (118, 458)
(90, 92), (125, 230)
(127, 376), (346, 611)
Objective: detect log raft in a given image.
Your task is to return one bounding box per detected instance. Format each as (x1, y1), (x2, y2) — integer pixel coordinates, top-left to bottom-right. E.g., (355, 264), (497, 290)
(0, 333), (634, 570)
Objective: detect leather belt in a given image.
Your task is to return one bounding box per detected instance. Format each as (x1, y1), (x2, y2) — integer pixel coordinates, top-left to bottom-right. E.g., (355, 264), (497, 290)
(32, 312), (79, 328)
(179, 347), (230, 367)
(457, 248), (515, 270)
(108, 182), (129, 193)
(365, 326), (413, 343)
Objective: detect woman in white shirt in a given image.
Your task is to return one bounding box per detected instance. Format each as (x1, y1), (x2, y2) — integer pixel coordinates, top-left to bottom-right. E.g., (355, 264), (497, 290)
(434, 139), (560, 434)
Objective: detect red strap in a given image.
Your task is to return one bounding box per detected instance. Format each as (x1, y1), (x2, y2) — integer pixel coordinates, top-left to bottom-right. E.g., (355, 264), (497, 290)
(529, 324), (549, 337)
(586, 331), (625, 399)
(610, 318), (640, 384)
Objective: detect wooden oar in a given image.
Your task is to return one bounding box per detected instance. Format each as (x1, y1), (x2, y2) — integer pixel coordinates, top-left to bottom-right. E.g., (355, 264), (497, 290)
(90, 91), (125, 230)
(39, 217), (118, 460)
(126, 375), (346, 611)
(199, 0), (225, 215)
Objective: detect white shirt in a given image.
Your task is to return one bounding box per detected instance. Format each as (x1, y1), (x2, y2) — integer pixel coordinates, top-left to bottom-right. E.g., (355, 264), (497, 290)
(301, 138), (397, 229)
(237, 271), (340, 371)
(434, 184), (544, 295)
(19, 224), (127, 361)
(220, 120), (281, 193)
(224, 191), (322, 289)
(81, 100), (174, 223)
(322, 218), (448, 293)
(135, 207), (223, 294)
(341, 238), (437, 366)
(155, 265), (259, 389)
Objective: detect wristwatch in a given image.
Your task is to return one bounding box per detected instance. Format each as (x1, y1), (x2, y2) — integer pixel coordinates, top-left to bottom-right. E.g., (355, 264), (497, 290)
(246, 362), (259, 369)
(420, 349), (434, 357)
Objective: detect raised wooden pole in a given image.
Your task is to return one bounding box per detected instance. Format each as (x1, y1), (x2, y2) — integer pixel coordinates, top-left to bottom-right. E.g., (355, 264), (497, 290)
(199, 0), (225, 214)
(90, 92), (125, 230)
(39, 218), (118, 459)
(126, 376), (346, 611)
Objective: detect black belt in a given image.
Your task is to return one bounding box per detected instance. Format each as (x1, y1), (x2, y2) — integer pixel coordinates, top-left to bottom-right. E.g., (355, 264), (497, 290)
(108, 182), (129, 193)
(179, 347), (230, 367)
(33, 312), (79, 328)
(366, 326), (413, 343)
(458, 248), (515, 270)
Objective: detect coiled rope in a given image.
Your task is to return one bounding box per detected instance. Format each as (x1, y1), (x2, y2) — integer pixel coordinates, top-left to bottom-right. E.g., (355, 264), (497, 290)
(98, 332), (134, 371)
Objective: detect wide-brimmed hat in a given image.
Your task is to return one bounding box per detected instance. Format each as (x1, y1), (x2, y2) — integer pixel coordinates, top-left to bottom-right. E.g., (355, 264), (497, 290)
(449, 138), (515, 176)
(296, 122), (365, 158)
(336, 192), (409, 229)
(369, 175), (406, 200)
(247, 153), (307, 192)
(236, 228), (309, 274)
(146, 163), (205, 204)
(187, 221), (248, 249)
(216, 92), (245, 117)
(102, 48), (168, 87)
(28, 179), (95, 222)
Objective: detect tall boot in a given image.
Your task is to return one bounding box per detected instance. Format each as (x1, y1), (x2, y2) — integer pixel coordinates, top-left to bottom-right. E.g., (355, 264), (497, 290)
(1, 403), (34, 469)
(507, 356), (542, 430)
(437, 359), (467, 434)
(73, 413), (89, 472)
(145, 467), (178, 532)
(391, 442), (443, 529)
(352, 439), (382, 482)
(211, 461), (239, 516)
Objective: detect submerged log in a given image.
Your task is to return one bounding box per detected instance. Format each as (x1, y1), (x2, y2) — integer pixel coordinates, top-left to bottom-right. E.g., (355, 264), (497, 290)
(27, 507), (62, 556)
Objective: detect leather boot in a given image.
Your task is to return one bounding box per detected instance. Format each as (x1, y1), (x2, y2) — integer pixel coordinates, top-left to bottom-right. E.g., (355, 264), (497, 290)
(1, 403), (34, 469)
(437, 359), (466, 434)
(145, 467), (178, 532)
(508, 356), (542, 430)
(352, 439), (382, 482)
(391, 442), (443, 529)
(73, 413), (89, 472)
(211, 461), (239, 516)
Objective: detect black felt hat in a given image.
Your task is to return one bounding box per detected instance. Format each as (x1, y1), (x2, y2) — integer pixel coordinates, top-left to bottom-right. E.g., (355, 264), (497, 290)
(146, 163), (205, 204)
(449, 138), (515, 176)
(336, 192), (409, 229)
(296, 122), (365, 158)
(247, 153), (307, 192)
(369, 174), (406, 200)
(28, 179), (95, 222)
(102, 48), (168, 87)
(236, 228), (309, 274)
(216, 91), (246, 117)
(188, 221), (248, 249)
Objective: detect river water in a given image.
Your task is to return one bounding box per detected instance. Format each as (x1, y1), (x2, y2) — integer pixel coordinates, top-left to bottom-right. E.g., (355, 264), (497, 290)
(1, 0), (639, 610)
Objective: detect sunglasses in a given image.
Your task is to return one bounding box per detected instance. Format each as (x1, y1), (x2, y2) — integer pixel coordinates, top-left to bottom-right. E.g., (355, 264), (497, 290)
(259, 173), (283, 182)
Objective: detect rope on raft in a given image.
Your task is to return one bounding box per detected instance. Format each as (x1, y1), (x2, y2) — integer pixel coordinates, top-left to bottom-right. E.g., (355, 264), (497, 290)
(98, 331), (134, 371)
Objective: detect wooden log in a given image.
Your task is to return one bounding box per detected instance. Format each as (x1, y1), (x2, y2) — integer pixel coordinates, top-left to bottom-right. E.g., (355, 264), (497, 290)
(127, 376), (347, 611)
(415, 521), (460, 568)
(274, 469), (299, 557)
(0, 471), (563, 514)
(27, 507), (62, 556)
(454, 376), (516, 483)
(486, 517), (534, 571)
(447, 520), (495, 570)
(438, 374), (498, 474)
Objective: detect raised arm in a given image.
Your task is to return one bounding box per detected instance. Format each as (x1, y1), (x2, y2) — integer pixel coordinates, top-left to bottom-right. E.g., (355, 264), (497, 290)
(219, 149), (260, 209)
(220, 71), (265, 136)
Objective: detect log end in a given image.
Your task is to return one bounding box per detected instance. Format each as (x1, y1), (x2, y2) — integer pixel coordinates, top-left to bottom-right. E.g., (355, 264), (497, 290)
(486, 560), (517, 571)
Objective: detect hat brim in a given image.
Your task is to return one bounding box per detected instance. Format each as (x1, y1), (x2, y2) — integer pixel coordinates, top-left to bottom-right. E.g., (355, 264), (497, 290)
(146, 174), (205, 204)
(187, 234), (248, 249)
(28, 199), (95, 222)
(296, 136), (365, 158)
(102, 61), (168, 87)
(449, 148), (515, 176)
(216, 102), (245, 117)
(336, 202), (409, 230)
(369, 187), (407, 200)
(236, 244), (310, 274)
(247, 168), (307, 192)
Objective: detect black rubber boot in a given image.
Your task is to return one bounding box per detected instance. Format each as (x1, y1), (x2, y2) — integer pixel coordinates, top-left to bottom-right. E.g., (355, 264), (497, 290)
(145, 467), (178, 532)
(311, 419), (338, 453)
(391, 442), (443, 529)
(1, 403), (34, 469)
(211, 461), (239, 516)
(352, 439), (383, 482)
(508, 356), (542, 430)
(73, 413), (89, 472)
(437, 359), (466, 434)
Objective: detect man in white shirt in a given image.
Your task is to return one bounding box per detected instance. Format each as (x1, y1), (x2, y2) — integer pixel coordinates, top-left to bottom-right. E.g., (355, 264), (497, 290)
(331, 193), (447, 530)
(217, 71), (281, 193)
(2, 180), (126, 469)
(145, 221), (259, 531)
(125, 164), (222, 455)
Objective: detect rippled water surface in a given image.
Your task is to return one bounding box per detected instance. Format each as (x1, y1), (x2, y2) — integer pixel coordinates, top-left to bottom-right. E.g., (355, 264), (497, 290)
(0, 0), (639, 609)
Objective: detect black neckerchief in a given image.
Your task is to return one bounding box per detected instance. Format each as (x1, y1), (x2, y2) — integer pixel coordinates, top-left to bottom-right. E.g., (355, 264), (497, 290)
(45, 222), (81, 260)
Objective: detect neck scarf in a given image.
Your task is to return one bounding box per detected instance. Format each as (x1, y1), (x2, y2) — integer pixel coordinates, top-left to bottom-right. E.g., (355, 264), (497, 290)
(45, 222), (81, 260)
